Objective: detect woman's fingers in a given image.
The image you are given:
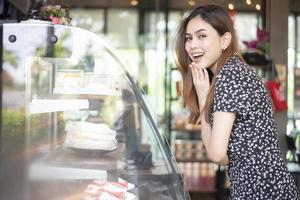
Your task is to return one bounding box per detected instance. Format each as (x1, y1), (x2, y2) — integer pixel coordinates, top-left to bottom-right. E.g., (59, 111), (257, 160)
(190, 63), (199, 83)
(198, 65), (204, 80)
(189, 63), (211, 102)
(190, 62), (206, 82)
(203, 68), (209, 82)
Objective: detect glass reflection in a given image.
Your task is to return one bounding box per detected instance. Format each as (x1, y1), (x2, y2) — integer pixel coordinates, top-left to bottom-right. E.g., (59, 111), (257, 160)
(1, 22), (188, 200)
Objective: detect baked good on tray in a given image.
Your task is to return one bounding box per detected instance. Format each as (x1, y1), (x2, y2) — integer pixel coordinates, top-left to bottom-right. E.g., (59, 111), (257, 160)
(64, 121), (118, 152)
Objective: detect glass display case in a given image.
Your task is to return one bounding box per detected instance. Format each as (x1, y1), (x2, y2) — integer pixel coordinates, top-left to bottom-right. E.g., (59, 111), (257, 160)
(0, 21), (190, 200)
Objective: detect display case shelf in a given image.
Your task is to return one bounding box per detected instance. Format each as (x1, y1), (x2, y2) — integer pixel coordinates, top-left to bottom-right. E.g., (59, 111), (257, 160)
(29, 163), (108, 180)
(29, 99), (89, 114)
(53, 87), (121, 96)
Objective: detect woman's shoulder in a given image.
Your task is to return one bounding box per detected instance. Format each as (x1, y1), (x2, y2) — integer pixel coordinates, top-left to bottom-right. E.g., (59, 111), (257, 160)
(217, 55), (255, 80)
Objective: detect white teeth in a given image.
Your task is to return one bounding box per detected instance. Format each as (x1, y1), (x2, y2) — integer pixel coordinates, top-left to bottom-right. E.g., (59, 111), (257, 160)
(192, 53), (204, 57)
(192, 53), (204, 60)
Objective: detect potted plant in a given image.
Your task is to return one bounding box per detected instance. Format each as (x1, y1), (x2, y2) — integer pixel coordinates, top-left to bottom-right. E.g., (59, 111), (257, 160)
(30, 4), (71, 25)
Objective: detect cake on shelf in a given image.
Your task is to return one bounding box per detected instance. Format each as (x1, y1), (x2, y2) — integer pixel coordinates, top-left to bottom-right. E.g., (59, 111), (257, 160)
(55, 69), (84, 89)
(64, 121), (118, 152)
(54, 71), (121, 96)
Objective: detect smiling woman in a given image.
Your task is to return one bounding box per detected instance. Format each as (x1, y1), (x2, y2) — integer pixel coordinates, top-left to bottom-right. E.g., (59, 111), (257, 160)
(175, 4), (300, 200)
(184, 16), (231, 74)
(175, 5), (238, 124)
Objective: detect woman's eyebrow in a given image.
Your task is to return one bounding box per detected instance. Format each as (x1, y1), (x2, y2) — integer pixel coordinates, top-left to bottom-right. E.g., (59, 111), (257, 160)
(186, 28), (207, 35)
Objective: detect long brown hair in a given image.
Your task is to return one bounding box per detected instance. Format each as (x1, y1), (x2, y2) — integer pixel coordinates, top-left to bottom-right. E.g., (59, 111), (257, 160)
(175, 5), (242, 123)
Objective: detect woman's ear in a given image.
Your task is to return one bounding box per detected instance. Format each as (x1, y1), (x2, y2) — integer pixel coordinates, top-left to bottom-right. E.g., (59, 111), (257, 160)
(221, 32), (232, 51)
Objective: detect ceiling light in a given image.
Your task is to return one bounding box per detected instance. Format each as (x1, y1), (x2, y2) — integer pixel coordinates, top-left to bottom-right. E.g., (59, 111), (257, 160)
(246, 0), (251, 5)
(188, 0), (196, 6)
(256, 4), (261, 10)
(130, 0), (138, 6)
(228, 3), (234, 10)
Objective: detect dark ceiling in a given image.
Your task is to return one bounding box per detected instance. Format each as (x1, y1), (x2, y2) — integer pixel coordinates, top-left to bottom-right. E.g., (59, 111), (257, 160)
(7, 0), (300, 15)
(53, 0), (263, 11)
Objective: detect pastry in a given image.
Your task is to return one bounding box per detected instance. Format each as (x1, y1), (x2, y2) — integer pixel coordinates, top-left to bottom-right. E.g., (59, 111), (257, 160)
(64, 121), (118, 151)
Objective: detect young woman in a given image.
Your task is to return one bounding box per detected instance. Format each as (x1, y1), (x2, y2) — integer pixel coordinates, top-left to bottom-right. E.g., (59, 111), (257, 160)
(175, 4), (299, 199)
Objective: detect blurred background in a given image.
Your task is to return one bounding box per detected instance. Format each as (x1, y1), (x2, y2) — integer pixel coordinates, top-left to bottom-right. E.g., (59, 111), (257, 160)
(1, 0), (300, 199)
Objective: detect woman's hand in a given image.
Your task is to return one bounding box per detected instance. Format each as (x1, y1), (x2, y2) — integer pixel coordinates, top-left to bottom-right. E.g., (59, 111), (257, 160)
(189, 62), (210, 107)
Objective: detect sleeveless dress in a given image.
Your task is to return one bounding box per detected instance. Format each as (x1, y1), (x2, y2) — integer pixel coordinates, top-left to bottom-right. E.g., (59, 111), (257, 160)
(212, 55), (300, 199)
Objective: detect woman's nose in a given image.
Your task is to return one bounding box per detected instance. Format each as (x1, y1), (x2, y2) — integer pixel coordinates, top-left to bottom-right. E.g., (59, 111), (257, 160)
(190, 38), (198, 49)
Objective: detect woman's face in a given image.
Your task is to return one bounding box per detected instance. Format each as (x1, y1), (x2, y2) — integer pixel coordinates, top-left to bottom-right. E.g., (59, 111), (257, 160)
(184, 16), (224, 73)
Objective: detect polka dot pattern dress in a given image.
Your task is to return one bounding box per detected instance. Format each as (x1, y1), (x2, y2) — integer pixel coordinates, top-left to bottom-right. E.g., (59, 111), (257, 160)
(212, 55), (300, 200)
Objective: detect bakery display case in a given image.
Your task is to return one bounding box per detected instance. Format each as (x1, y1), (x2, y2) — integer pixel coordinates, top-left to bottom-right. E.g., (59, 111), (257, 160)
(0, 21), (189, 200)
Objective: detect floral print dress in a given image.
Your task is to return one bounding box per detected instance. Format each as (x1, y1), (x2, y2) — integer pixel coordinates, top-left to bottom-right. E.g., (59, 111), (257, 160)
(212, 55), (300, 199)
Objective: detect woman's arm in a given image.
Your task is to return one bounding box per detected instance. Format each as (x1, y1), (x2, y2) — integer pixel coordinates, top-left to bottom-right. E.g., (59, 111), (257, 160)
(189, 64), (234, 165)
(200, 100), (235, 165)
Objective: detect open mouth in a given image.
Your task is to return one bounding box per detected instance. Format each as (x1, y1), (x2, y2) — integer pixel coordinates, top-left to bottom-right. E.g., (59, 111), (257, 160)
(191, 53), (204, 61)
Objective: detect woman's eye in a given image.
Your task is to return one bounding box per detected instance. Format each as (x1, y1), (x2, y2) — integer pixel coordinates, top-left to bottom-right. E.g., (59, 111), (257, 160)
(198, 34), (206, 39)
(185, 36), (192, 41)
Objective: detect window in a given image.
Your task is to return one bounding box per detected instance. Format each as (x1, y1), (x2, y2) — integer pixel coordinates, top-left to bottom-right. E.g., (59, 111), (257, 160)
(234, 12), (259, 51)
(70, 9), (105, 35)
(107, 9), (139, 78)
